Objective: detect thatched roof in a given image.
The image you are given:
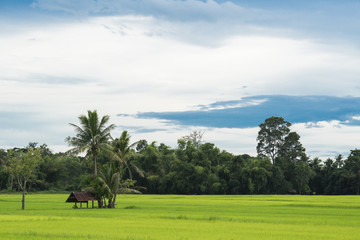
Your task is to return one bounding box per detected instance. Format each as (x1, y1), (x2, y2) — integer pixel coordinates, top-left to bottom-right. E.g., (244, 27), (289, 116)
(65, 192), (98, 203)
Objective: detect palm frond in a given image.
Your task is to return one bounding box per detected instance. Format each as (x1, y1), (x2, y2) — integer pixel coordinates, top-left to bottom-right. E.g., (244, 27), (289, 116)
(130, 162), (145, 178)
(81, 186), (95, 193)
(118, 188), (142, 194)
(98, 176), (112, 194)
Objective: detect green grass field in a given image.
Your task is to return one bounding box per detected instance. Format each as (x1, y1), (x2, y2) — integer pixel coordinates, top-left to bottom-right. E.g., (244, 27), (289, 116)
(0, 194), (359, 240)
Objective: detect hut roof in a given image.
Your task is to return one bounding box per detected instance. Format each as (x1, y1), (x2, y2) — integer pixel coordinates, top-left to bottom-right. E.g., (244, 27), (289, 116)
(66, 192), (98, 203)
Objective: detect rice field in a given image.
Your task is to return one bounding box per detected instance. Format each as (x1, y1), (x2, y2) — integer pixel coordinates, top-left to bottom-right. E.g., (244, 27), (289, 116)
(0, 194), (359, 239)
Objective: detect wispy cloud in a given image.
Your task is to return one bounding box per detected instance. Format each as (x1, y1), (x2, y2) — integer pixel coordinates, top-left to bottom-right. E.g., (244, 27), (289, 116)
(194, 98), (267, 111)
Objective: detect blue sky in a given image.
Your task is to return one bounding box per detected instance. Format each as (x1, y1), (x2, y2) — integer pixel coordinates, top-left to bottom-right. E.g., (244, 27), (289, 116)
(1, 0), (360, 158)
(134, 96), (360, 128)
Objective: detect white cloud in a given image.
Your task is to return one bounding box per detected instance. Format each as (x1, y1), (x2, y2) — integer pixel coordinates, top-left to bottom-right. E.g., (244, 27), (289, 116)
(2, 15), (360, 104)
(293, 121), (360, 159)
(1, 10), (360, 156)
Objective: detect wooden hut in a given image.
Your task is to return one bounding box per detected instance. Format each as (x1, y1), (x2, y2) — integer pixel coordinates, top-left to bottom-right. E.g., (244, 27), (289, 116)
(65, 192), (99, 209)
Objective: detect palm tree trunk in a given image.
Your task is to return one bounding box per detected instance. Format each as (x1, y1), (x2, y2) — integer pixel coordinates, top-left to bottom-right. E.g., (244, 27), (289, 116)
(112, 194), (117, 207)
(93, 152), (97, 175)
(108, 197), (113, 208)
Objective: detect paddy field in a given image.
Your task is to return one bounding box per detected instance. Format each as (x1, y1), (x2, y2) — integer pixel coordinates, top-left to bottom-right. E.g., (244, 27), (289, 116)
(0, 194), (359, 239)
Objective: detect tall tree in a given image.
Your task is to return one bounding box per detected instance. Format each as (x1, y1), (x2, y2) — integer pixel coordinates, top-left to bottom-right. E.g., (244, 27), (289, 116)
(257, 116), (291, 164)
(112, 130), (144, 179)
(6, 148), (42, 210)
(278, 132), (306, 161)
(66, 110), (115, 175)
(257, 116), (309, 193)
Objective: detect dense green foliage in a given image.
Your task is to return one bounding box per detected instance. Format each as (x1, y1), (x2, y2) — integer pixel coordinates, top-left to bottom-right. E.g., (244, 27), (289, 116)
(0, 194), (359, 239)
(0, 114), (360, 195)
(0, 139), (359, 195)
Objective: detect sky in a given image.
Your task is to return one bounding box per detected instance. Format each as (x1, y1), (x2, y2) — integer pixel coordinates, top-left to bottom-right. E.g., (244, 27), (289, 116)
(1, 0), (360, 159)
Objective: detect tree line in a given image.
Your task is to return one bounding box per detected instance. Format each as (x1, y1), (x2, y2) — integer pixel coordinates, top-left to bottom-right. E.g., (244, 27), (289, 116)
(1, 111), (360, 208)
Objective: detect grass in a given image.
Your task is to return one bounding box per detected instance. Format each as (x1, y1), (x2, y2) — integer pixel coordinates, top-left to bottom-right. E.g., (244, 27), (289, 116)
(0, 194), (359, 239)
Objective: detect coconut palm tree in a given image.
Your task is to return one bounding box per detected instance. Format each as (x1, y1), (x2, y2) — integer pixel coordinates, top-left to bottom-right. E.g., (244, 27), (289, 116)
(98, 162), (141, 208)
(112, 130), (144, 179)
(66, 110), (115, 175)
(98, 162), (120, 208)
